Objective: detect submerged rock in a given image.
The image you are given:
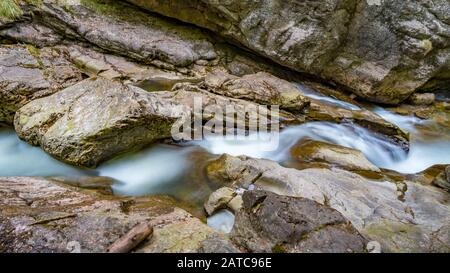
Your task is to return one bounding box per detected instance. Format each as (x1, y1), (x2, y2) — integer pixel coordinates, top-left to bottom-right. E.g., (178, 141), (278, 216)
(127, 0), (450, 104)
(0, 44), (83, 124)
(0, 177), (235, 253)
(206, 154), (450, 252)
(231, 190), (367, 253)
(290, 140), (380, 172)
(14, 78), (185, 167)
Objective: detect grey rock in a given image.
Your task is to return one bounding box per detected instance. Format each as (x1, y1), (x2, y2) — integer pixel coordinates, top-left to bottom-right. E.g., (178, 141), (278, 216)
(408, 93), (436, 106)
(14, 78), (186, 167)
(231, 190), (367, 253)
(207, 155), (450, 252)
(128, 0), (450, 104)
(0, 177), (229, 253)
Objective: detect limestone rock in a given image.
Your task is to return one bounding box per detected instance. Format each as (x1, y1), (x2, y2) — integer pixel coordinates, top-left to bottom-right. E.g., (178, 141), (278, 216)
(14, 78), (185, 167)
(0, 177), (233, 253)
(231, 190), (367, 253)
(290, 140), (380, 172)
(204, 187), (236, 216)
(0, 44), (83, 124)
(128, 0), (450, 104)
(204, 71), (310, 112)
(408, 93), (436, 106)
(207, 154), (450, 252)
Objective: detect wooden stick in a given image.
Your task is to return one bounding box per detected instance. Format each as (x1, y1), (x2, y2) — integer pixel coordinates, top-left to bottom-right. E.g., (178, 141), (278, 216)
(30, 214), (77, 226)
(107, 222), (153, 253)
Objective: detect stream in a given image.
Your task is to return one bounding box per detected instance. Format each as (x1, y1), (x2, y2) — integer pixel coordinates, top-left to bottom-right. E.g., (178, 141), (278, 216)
(0, 84), (449, 233)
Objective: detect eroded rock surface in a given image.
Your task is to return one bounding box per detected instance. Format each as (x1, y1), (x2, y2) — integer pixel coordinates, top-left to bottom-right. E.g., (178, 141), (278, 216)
(231, 190), (367, 253)
(0, 177), (235, 253)
(14, 78), (185, 167)
(206, 154), (450, 252)
(127, 0), (450, 104)
(0, 44), (83, 124)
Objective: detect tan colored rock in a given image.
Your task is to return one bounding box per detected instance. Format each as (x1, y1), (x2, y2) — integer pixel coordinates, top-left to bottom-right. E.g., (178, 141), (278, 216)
(291, 140), (380, 172)
(204, 71), (310, 112)
(14, 78), (186, 167)
(204, 187), (236, 216)
(0, 44), (83, 124)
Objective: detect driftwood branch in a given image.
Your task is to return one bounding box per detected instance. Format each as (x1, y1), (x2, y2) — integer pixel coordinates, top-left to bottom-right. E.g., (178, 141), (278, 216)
(107, 222), (153, 253)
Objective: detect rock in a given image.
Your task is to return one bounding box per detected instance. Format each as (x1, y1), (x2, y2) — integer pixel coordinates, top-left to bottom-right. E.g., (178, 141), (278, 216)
(48, 176), (114, 195)
(204, 187), (236, 216)
(204, 71), (310, 112)
(228, 195), (243, 213)
(0, 44), (83, 124)
(33, 0), (217, 70)
(432, 165), (450, 192)
(206, 155), (450, 252)
(230, 190), (367, 253)
(14, 78), (186, 167)
(135, 208), (236, 253)
(199, 234), (242, 253)
(0, 177), (233, 253)
(290, 140), (380, 172)
(408, 93), (436, 106)
(128, 0), (450, 104)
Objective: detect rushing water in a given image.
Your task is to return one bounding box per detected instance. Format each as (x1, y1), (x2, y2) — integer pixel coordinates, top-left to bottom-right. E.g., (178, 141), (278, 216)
(0, 84), (449, 232)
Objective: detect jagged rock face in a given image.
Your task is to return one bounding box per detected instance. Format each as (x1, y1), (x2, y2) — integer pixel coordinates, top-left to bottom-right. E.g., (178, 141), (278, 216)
(0, 177), (236, 253)
(14, 78), (186, 167)
(231, 190), (367, 253)
(206, 155), (450, 252)
(0, 45), (83, 124)
(127, 0), (450, 104)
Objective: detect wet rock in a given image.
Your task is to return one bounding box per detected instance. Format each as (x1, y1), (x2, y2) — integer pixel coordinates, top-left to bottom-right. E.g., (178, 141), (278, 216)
(14, 78), (185, 167)
(48, 176), (114, 195)
(199, 234), (242, 253)
(408, 93), (436, 106)
(228, 195), (243, 213)
(0, 44), (83, 124)
(204, 71), (310, 112)
(290, 140), (380, 172)
(204, 187), (236, 216)
(208, 155), (450, 252)
(128, 0), (450, 104)
(231, 190), (367, 253)
(0, 177), (231, 253)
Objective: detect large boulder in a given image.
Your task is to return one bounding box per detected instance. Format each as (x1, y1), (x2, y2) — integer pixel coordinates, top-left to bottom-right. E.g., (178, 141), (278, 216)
(127, 0), (450, 104)
(231, 190), (367, 253)
(14, 78), (185, 167)
(206, 154), (450, 252)
(0, 44), (83, 124)
(0, 177), (237, 253)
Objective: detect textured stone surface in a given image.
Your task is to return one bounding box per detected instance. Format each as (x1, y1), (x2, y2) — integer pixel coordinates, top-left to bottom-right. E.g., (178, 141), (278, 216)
(231, 190), (367, 253)
(0, 44), (83, 124)
(127, 0), (450, 104)
(290, 140), (380, 172)
(207, 155), (450, 252)
(0, 177), (232, 253)
(14, 78), (185, 167)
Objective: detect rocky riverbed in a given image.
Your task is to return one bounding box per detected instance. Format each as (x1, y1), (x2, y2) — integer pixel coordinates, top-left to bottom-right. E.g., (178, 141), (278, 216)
(0, 0), (449, 253)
